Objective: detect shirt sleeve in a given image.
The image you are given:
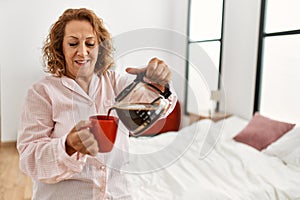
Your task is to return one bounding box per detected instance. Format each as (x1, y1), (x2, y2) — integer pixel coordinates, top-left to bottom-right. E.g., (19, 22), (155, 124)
(17, 83), (86, 184)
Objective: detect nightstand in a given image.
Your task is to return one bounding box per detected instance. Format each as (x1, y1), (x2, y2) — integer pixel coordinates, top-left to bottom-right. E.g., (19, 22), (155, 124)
(189, 111), (231, 125)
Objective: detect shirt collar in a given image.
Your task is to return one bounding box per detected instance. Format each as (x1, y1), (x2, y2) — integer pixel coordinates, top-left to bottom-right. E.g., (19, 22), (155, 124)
(61, 74), (99, 99)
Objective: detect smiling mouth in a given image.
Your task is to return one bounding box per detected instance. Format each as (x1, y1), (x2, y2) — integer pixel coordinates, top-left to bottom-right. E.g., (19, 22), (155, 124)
(75, 60), (89, 66)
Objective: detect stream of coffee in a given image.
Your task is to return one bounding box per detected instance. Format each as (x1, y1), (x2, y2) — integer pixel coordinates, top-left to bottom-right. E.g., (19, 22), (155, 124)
(106, 107), (113, 120)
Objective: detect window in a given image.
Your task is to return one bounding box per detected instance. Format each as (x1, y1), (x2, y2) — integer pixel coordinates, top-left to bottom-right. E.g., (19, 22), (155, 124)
(185, 0), (225, 115)
(255, 0), (300, 124)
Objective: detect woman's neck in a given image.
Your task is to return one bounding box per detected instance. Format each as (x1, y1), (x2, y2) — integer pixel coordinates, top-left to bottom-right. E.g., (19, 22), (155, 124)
(78, 74), (94, 94)
(66, 74), (93, 94)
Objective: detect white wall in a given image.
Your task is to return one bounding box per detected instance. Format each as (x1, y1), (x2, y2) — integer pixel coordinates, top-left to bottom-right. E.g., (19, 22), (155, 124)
(0, 0), (188, 142)
(219, 0), (261, 120)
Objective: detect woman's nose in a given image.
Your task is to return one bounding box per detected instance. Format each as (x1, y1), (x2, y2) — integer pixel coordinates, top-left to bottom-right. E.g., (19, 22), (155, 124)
(77, 44), (89, 56)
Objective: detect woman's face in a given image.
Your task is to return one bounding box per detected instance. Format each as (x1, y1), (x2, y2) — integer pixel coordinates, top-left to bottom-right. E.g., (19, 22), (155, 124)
(63, 20), (99, 80)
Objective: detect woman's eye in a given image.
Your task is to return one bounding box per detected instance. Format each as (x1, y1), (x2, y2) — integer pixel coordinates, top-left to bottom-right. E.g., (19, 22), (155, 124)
(86, 43), (95, 47)
(69, 43), (77, 47)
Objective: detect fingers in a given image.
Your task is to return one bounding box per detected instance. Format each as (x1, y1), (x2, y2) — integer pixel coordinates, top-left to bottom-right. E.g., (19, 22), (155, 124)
(79, 130), (98, 156)
(76, 129), (99, 156)
(74, 120), (92, 131)
(125, 67), (146, 75)
(125, 57), (172, 85)
(66, 121), (99, 156)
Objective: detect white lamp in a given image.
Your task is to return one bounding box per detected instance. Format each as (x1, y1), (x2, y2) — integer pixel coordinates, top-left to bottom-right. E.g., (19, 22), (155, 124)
(210, 90), (221, 115)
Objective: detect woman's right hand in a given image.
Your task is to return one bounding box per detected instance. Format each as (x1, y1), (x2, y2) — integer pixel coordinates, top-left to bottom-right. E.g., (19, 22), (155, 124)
(65, 120), (99, 156)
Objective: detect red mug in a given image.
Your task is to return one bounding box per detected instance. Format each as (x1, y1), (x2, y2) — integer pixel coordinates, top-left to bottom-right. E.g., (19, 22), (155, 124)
(89, 115), (119, 153)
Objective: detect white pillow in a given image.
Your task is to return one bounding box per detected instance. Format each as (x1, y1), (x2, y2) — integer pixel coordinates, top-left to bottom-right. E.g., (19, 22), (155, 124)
(262, 126), (300, 166)
(214, 115), (248, 139)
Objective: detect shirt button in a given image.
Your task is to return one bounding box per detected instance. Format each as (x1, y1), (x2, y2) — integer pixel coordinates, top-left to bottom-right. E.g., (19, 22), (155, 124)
(100, 165), (106, 170)
(100, 187), (105, 193)
(89, 101), (93, 106)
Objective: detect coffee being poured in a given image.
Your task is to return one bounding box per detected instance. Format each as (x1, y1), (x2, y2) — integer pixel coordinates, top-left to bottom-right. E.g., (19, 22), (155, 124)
(108, 72), (171, 136)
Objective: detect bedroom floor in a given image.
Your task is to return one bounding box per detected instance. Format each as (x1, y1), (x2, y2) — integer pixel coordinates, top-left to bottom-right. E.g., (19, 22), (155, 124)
(0, 143), (32, 200)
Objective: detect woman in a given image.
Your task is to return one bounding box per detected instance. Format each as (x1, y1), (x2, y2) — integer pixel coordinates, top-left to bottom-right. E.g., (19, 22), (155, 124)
(17, 8), (176, 200)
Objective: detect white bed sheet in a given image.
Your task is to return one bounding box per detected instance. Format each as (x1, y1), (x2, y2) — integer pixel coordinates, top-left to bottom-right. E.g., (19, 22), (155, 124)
(124, 117), (300, 200)
(263, 126), (300, 167)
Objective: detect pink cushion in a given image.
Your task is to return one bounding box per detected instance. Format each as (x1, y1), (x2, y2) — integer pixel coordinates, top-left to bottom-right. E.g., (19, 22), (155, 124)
(234, 112), (295, 150)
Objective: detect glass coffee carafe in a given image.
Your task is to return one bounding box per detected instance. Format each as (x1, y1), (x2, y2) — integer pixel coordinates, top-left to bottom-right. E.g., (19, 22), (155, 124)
(109, 72), (172, 136)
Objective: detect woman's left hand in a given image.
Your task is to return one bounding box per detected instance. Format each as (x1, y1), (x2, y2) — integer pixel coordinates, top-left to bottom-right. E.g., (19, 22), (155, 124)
(126, 57), (172, 85)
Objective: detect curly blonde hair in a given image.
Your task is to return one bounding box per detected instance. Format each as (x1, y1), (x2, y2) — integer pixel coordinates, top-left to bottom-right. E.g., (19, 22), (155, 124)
(42, 8), (114, 76)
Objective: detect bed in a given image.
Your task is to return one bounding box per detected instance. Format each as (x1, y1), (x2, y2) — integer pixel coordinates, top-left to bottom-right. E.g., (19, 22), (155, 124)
(123, 115), (300, 200)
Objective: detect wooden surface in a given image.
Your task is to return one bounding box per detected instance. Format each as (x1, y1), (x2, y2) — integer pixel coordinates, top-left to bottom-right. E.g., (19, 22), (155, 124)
(0, 143), (32, 200)
(189, 111), (231, 124)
